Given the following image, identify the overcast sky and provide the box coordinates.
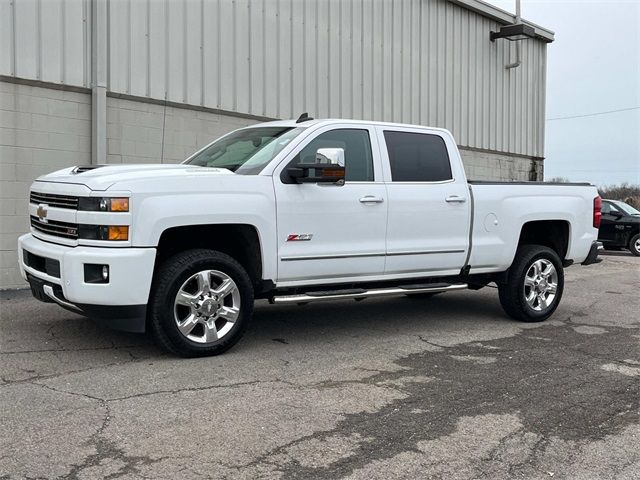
[489,0,639,186]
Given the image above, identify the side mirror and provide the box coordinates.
[610,210,623,218]
[286,147,345,184]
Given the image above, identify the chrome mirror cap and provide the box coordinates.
[316,148,345,167]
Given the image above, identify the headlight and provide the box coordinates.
[79,225,129,241]
[78,197,129,212]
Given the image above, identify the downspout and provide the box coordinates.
[91,0,108,164]
[506,0,521,69]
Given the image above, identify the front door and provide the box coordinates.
[273,125,387,286]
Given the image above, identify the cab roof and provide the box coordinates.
[244,118,452,135]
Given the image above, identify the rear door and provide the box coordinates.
[377,127,471,277]
[273,124,388,285]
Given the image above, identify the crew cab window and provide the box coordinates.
[293,129,374,182]
[384,131,453,182]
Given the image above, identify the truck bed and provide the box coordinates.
[467,181,599,274]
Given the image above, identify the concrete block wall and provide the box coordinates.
[0,81,91,288]
[460,148,543,182]
[106,97,259,165]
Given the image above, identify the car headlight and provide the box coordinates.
[78,197,129,212]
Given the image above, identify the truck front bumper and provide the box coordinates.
[581,241,603,266]
[18,233,156,333]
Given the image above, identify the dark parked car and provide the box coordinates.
[599,199,640,256]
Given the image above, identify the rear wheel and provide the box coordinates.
[498,245,564,322]
[149,249,254,357]
[629,234,640,257]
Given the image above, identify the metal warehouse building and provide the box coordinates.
[0,0,553,288]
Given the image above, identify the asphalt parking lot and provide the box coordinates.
[1,252,639,480]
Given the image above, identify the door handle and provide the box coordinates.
[359,195,384,204]
[445,195,467,203]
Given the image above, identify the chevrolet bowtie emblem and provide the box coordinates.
[36,204,48,222]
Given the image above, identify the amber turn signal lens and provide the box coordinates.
[107,226,129,241]
[110,198,129,212]
[321,168,344,178]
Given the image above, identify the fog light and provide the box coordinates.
[84,264,110,284]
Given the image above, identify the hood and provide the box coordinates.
[35,164,234,191]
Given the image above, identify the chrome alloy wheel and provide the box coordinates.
[635,237,640,253]
[524,259,558,311]
[173,270,240,344]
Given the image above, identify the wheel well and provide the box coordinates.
[156,224,263,291]
[517,220,570,260]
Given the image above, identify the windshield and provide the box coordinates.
[611,200,640,216]
[185,126,306,174]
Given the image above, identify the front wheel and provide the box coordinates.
[498,245,564,322]
[629,234,640,257]
[149,249,254,357]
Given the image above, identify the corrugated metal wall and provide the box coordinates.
[0,0,91,88]
[0,0,548,158]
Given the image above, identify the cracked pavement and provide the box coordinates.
[1,252,639,479]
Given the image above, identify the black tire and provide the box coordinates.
[629,234,640,257]
[149,249,254,357]
[498,244,564,322]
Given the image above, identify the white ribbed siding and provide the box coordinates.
[0,0,549,158]
[0,0,91,88]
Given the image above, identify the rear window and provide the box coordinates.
[384,131,452,182]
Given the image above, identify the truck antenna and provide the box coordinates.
[296,112,314,123]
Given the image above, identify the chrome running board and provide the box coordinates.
[272,283,468,304]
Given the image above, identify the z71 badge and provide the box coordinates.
[287,234,313,242]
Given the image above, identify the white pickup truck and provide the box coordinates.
[18,117,603,356]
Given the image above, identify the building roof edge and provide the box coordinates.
[448,0,555,42]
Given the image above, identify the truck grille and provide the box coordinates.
[30,216,79,239]
[30,191,79,210]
